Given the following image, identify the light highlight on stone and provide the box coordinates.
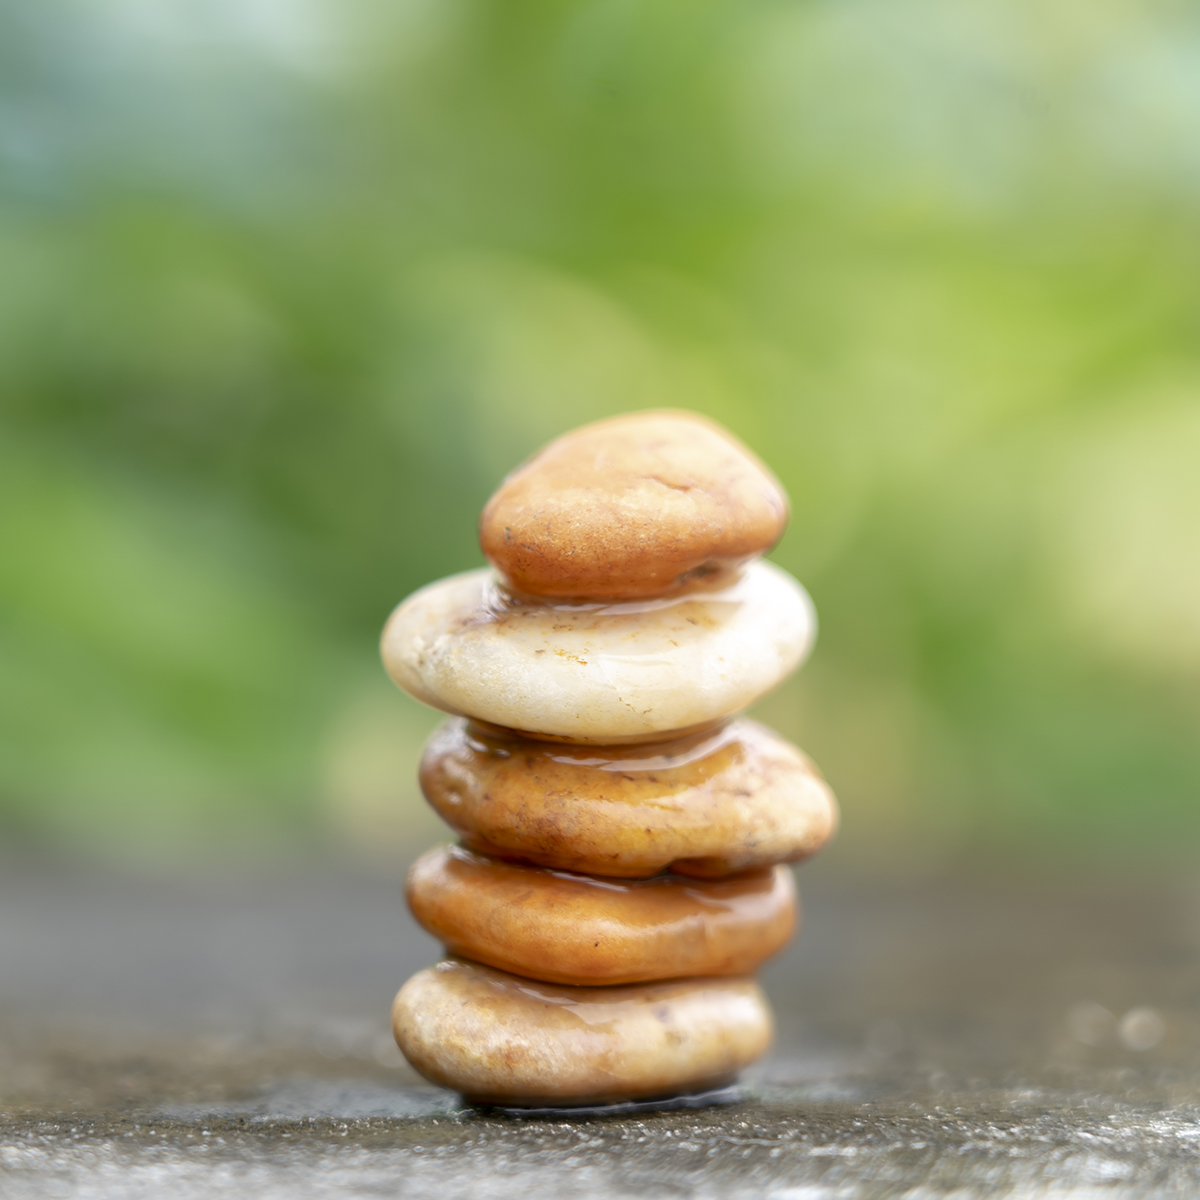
[381,560,815,743]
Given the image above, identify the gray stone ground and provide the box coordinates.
[2,852,1199,1198]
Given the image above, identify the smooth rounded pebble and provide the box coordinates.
[407,845,796,986]
[392,958,773,1107]
[479,410,789,599]
[421,717,838,878]
[380,559,815,742]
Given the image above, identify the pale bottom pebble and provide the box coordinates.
[392,957,773,1107]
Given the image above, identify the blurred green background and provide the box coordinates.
[2,0,1198,872]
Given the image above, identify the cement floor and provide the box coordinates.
[2,853,1199,1198]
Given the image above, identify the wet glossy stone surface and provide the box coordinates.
[406,846,796,984]
[4,854,1200,1197]
[421,717,837,879]
[380,562,815,742]
[393,959,771,1105]
[479,410,789,600]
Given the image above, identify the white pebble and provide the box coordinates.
[381,560,815,741]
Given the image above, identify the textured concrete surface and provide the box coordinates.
[2,853,1199,1197]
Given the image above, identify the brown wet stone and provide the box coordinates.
[391,958,773,1107]
[479,410,788,599]
[406,844,796,986]
[420,717,838,879]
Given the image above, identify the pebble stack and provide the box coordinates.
[381,410,838,1110]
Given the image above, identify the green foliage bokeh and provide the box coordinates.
[2,0,1199,867]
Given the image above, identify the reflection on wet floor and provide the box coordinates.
[2,853,1199,1197]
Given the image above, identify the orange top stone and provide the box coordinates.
[479,410,789,599]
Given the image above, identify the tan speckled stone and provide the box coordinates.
[420,717,838,878]
[392,958,773,1107]
[479,410,788,599]
[407,844,796,986]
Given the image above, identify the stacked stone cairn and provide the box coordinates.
[382,410,838,1110]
